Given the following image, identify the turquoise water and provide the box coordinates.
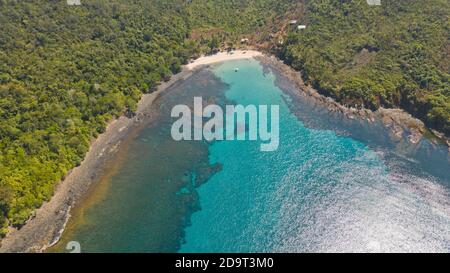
[56,59,450,253]
[180,60,450,252]
[180,60,374,252]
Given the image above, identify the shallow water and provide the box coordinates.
[54,59,450,253]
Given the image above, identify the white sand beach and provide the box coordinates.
[186,50,262,70]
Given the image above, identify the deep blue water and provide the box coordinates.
[56,59,450,253]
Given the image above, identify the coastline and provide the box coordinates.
[186,50,262,70]
[0,50,262,253]
[0,50,447,252]
[0,77,172,253]
[257,55,450,149]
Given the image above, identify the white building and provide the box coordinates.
[240,38,249,44]
[297,25,306,30]
[366,0,381,6]
[67,0,82,6]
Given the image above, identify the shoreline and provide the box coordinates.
[0,50,262,253]
[186,50,262,70]
[0,50,447,252]
[257,55,450,149]
[0,80,169,253]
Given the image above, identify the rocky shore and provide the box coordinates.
[257,55,449,150]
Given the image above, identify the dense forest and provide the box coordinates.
[280,0,449,135]
[0,0,448,237]
[0,0,195,236]
[0,0,291,237]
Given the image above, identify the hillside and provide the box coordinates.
[0,0,289,237]
[279,0,449,135]
[0,0,449,237]
[0,0,194,235]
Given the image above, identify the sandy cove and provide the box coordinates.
[0,50,262,253]
[0,50,447,252]
[186,50,262,70]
